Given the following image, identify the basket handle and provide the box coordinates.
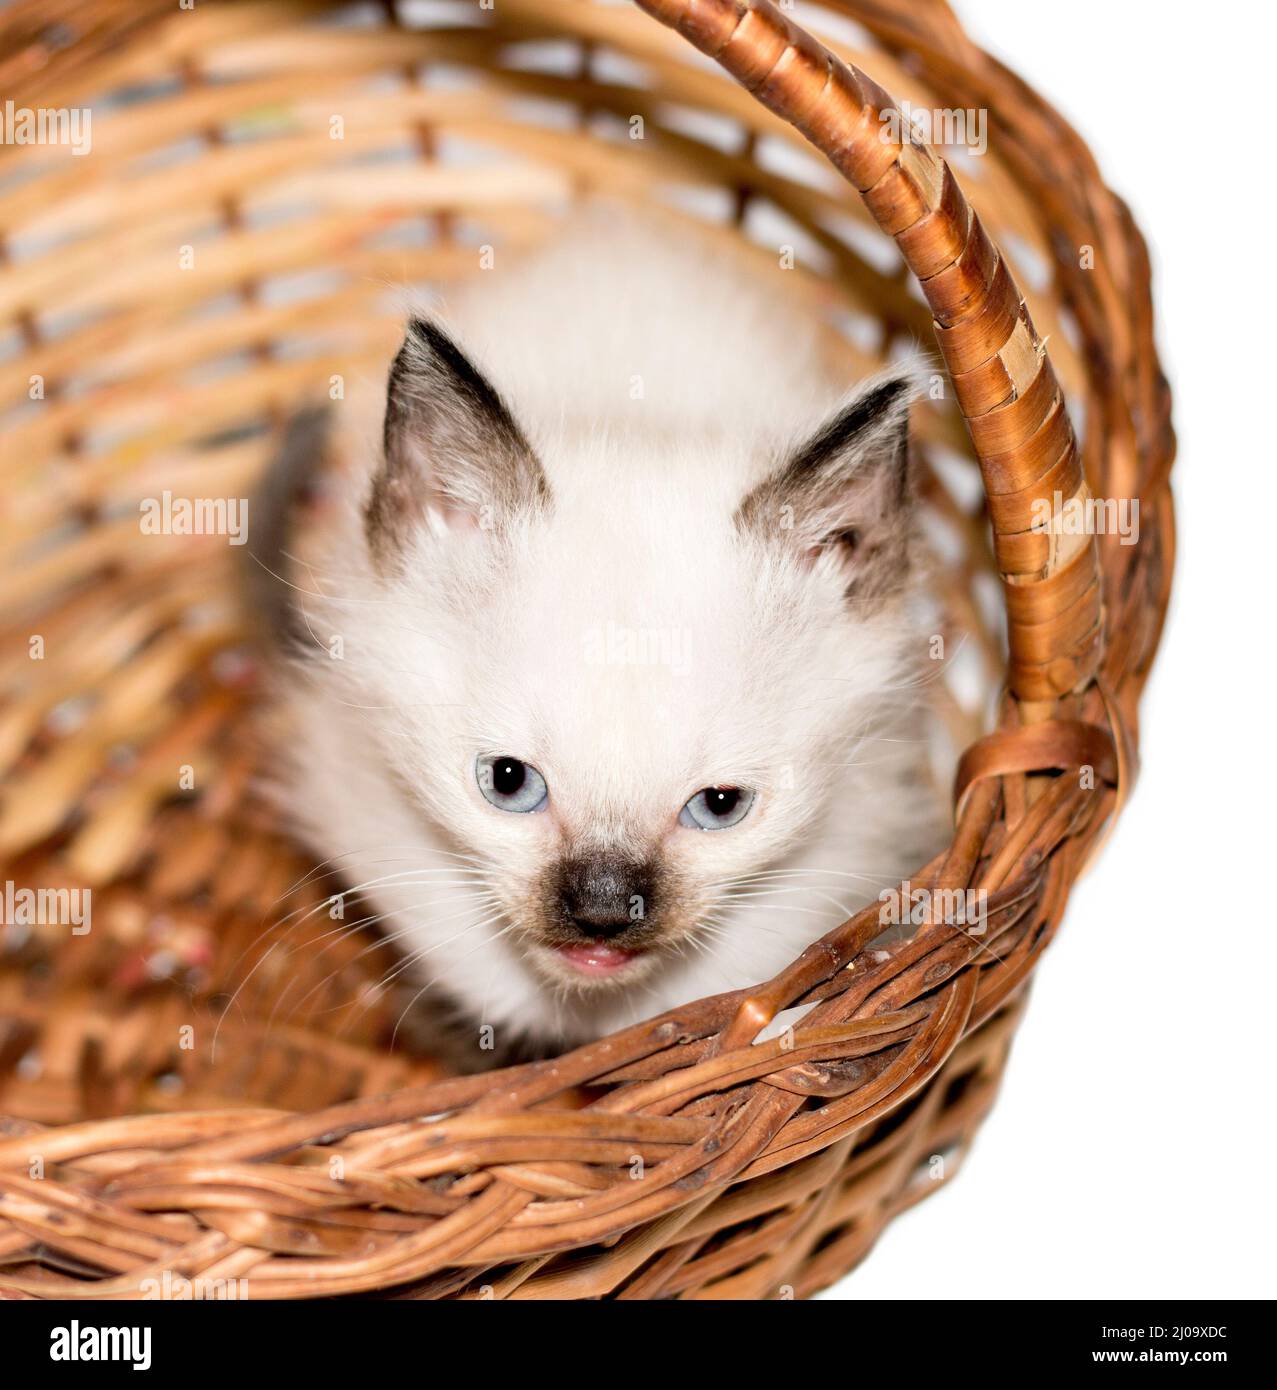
[635,0,1102,704]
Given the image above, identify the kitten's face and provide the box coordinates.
[349,321,919,1003]
[375,458,908,997]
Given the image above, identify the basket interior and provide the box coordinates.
[0,0,1060,1116]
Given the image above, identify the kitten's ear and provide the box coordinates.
[365,318,549,565]
[736,366,921,604]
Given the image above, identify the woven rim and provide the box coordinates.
[0,0,1174,1299]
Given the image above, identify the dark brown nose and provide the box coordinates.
[558,854,652,939]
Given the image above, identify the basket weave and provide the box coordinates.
[0,0,1173,1299]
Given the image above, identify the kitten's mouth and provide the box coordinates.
[553,940,645,978]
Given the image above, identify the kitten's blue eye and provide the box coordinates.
[679,786,754,830]
[476,755,548,813]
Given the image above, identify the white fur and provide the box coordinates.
[269,212,946,1048]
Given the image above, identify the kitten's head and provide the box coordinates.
[351,319,923,1008]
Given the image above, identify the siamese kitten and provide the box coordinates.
[252,212,945,1056]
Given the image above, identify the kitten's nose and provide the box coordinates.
[558,854,651,938]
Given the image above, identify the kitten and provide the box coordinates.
[251,211,946,1058]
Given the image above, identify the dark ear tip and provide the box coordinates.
[404,317,442,355]
[404,317,464,359]
[870,363,925,413]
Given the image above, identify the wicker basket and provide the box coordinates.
[0,0,1173,1299]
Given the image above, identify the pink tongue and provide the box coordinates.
[557,941,637,976]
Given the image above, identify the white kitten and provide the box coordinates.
[253,212,946,1055]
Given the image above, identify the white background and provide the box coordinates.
[826,1,1275,1300]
